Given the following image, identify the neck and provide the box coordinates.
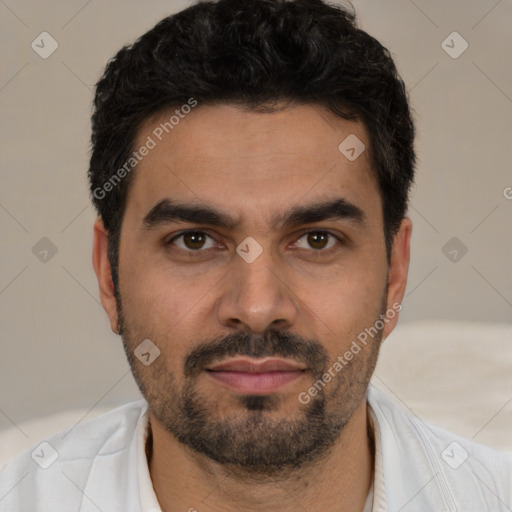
[148,399,374,512]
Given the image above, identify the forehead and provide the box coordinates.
[125,103,381,229]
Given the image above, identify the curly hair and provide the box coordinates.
[88,0,416,295]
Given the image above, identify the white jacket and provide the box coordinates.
[0,385,510,511]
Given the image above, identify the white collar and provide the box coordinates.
[136,405,163,512]
[367,401,388,511]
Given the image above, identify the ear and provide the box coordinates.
[382,217,412,340]
[92,217,120,334]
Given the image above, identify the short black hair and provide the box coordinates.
[88,0,416,295]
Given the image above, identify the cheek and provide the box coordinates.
[320,249,384,304]
[119,258,216,363]
[313,268,386,352]
[117,256,177,339]
[321,293,379,341]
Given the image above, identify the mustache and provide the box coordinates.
[184,328,329,378]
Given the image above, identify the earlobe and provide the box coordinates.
[92,217,120,334]
[382,217,412,340]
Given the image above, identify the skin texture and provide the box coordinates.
[92,103,411,512]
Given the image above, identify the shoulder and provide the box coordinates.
[0,400,147,511]
[368,385,512,510]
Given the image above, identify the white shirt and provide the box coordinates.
[1,385,511,511]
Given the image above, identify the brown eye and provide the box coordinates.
[169,231,216,251]
[295,231,338,251]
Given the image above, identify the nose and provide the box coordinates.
[216,245,299,334]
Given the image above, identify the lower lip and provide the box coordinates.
[206,370,304,393]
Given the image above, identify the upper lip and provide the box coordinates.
[206,357,306,373]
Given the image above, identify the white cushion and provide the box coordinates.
[372,320,512,455]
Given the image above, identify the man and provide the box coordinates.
[1,0,510,510]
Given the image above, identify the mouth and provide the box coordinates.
[205,357,307,394]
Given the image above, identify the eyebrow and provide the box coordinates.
[141,197,366,232]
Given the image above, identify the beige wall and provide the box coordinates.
[1,0,511,426]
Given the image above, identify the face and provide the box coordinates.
[93,103,410,474]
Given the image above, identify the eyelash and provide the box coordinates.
[166,229,345,254]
